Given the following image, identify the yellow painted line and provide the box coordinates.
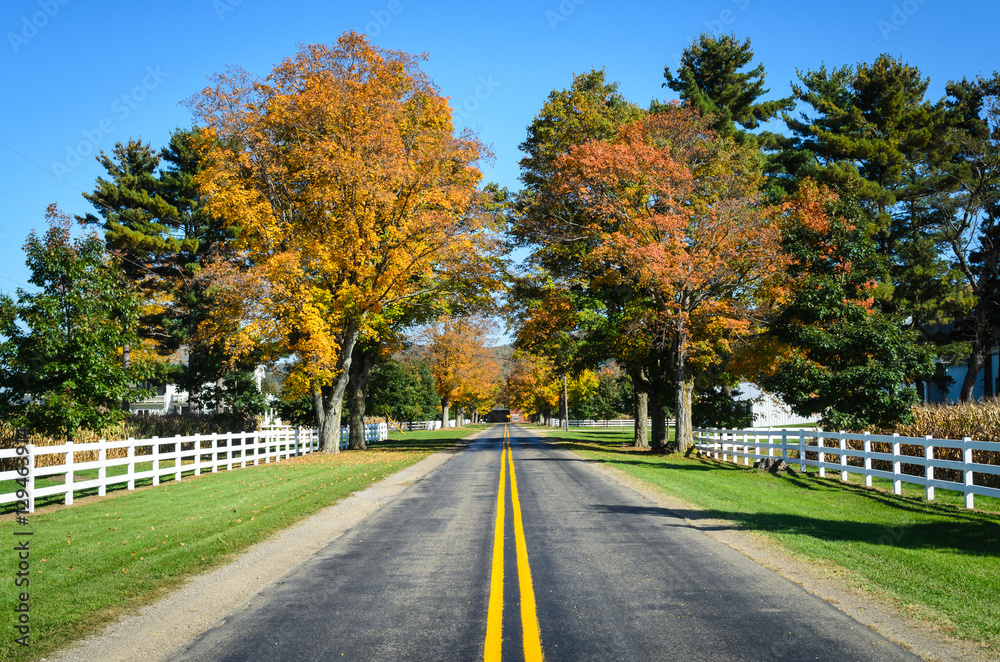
[507,432,544,662]
[484,432,507,662]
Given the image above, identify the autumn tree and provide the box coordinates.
[422,315,494,427]
[544,106,789,451]
[508,280,587,431]
[510,70,647,439]
[187,33,491,452]
[503,352,560,422]
[454,354,501,423]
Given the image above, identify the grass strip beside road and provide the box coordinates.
[1,425,484,662]
[538,426,1000,652]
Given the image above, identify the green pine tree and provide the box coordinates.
[79,129,262,418]
[660,33,793,144]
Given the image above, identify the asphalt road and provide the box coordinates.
[169,424,921,661]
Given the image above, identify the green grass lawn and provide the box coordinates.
[541,426,1000,652]
[0,425,485,662]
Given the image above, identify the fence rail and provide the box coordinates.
[2,423,388,513]
[388,420,456,432]
[547,419,676,428]
[694,427,1000,509]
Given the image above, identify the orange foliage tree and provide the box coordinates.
[423,315,497,427]
[546,105,790,450]
[186,33,491,452]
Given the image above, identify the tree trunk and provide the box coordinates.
[650,389,666,450]
[985,346,995,399]
[121,344,131,411]
[215,377,225,414]
[961,346,987,402]
[633,390,649,448]
[187,349,199,415]
[347,345,374,451]
[674,362,695,452]
[441,396,450,429]
[561,373,569,432]
[317,323,360,453]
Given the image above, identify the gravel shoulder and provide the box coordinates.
[51,425,991,662]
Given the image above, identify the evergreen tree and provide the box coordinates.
[79,129,262,417]
[778,55,970,350]
[934,75,1000,399]
[761,183,934,429]
[661,33,792,144]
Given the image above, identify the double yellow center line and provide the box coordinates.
[485,424,543,662]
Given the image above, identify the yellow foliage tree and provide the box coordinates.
[187,33,490,451]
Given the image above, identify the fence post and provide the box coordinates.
[238,432,247,468]
[892,433,902,495]
[194,434,203,476]
[152,436,160,486]
[743,432,750,466]
[25,443,35,513]
[781,430,788,462]
[225,431,234,470]
[127,438,136,490]
[65,441,74,505]
[818,433,825,478]
[963,437,974,509]
[925,436,934,501]
[98,441,107,496]
[839,432,848,482]
[798,430,806,472]
[174,434,183,482]
[863,432,872,487]
[211,433,219,473]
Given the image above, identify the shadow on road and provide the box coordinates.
[587,502,1000,557]
[537,434,1000,560]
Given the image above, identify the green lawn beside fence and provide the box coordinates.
[0,425,484,662]
[541,426,1000,652]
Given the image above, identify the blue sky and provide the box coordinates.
[0,0,997,298]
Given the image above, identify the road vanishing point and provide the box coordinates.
[169,424,921,661]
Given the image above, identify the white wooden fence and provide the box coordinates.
[694,427,1000,509]
[389,419,456,432]
[1,422,388,513]
[547,418,677,428]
